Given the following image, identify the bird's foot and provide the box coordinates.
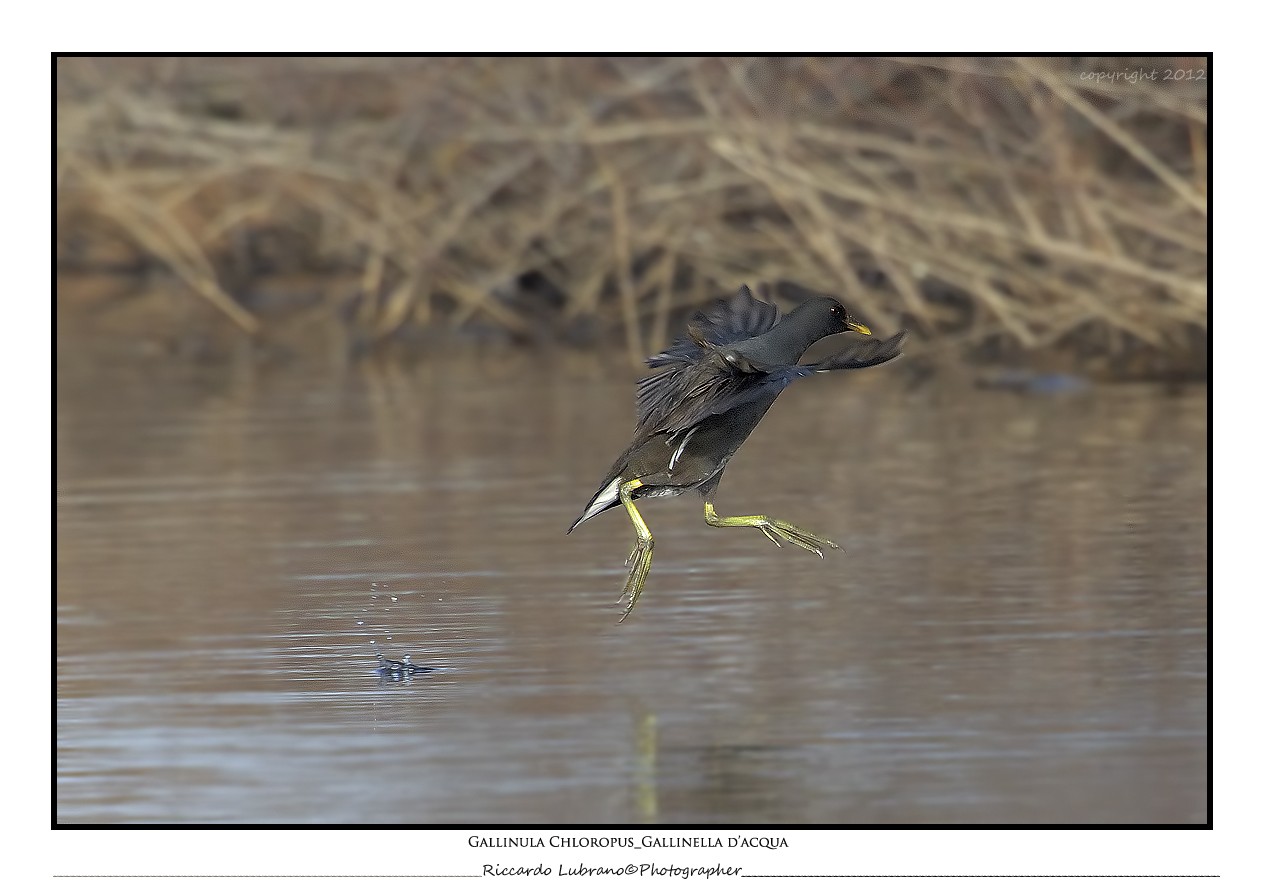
[753,518,841,557]
[704,502,842,557]
[617,536,655,622]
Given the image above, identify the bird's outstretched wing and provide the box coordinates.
[634,328,908,443]
[806,329,908,372]
[644,284,780,369]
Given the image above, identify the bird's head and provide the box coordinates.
[794,297,872,340]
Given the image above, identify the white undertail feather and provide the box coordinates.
[571,476,622,531]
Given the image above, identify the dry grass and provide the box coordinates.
[56,56,1207,374]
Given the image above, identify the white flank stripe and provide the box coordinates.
[668,426,698,471]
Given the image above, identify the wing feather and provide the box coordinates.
[644,285,780,369]
[806,329,907,371]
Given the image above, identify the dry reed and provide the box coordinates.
[55,56,1208,376]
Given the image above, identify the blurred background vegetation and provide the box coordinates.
[56,56,1207,378]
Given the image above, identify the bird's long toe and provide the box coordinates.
[617,537,655,622]
[765,519,840,557]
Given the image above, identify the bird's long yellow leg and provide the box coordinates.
[618,479,654,622]
[703,501,840,557]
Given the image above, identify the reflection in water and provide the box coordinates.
[56,347,1207,823]
[635,710,659,824]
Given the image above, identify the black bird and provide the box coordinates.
[569,284,907,621]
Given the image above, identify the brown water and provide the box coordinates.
[56,346,1207,824]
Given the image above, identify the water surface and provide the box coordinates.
[56,347,1207,823]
